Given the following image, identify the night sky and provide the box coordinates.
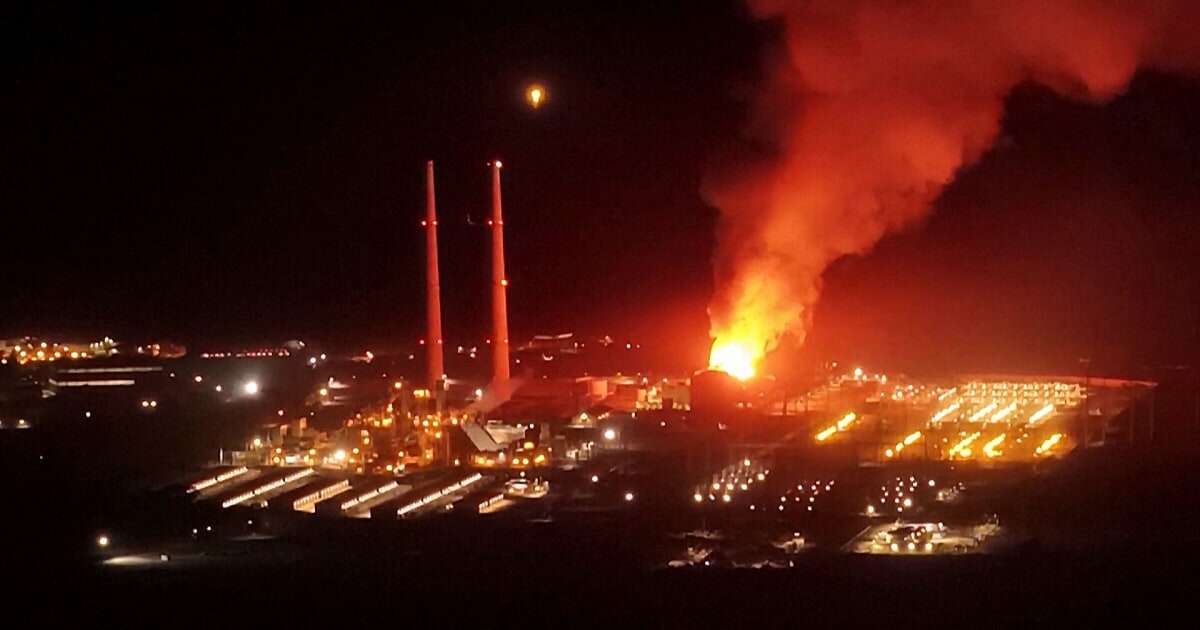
[8,2,1200,373]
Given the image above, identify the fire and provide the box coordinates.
[708,254,812,382]
[703,2,1198,380]
[708,339,757,381]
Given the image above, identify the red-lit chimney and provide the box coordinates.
[489,160,511,386]
[424,161,444,389]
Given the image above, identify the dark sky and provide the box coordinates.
[7,3,1199,374]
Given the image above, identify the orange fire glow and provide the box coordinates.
[708,266,802,379]
[708,338,757,381]
[704,2,1200,382]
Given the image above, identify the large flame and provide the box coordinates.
[705,1,1200,376]
[708,255,810,380]
[708,338,757,381]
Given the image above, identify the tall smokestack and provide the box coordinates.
[423,161,444,389]
[489,160,511,386]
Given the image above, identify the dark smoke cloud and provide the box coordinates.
[705,0,1200,361]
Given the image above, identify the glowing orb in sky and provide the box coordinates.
[525,84,546,109]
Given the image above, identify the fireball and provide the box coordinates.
[708,339,757,381]
[708,256,808,381]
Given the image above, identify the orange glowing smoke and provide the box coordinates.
[706,1,1200,374]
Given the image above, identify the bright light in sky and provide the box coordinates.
[525,83,546,109]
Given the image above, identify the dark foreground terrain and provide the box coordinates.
[6,409,1200,627]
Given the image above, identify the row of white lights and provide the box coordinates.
[341,481,400,511]
[398,474,483,517]
[477,493,506,512]
[222,469,314,508]
[293,479,351,512]
[188,467,249,493]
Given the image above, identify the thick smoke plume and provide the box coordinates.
[705,0,1200,377]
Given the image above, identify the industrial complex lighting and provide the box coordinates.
[397,474,483,517]
[990,402,1017,423]
[222,469,315,508]
[815,412,857,442]
[293,480,350,512]
[1036,433,1064,456]
[188,467,249,493]
[342,481,401,511]
[931,402,960,424]
[969,402,998,423]
[948,432,982,459]
[983,433,1007,458]
[1028,404,1055,425]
